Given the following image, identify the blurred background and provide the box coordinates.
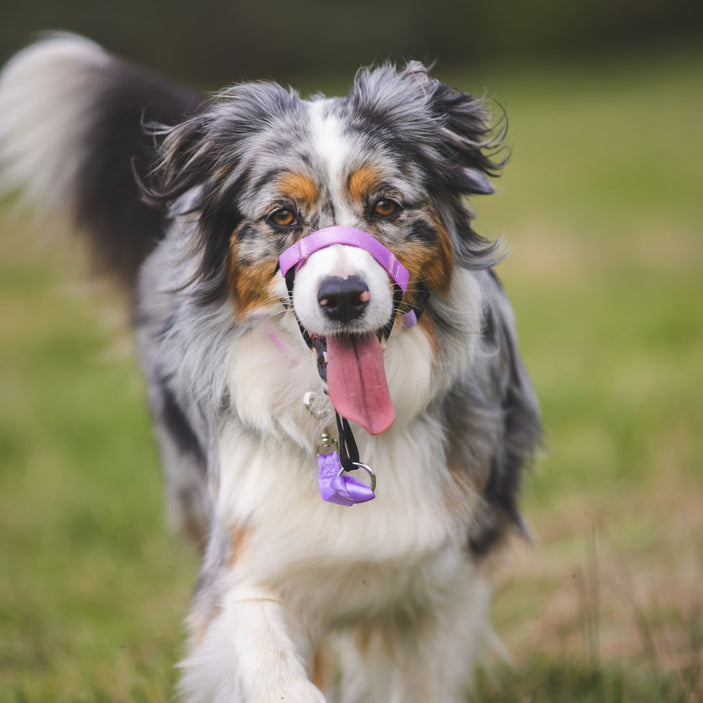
[1,1,702,701]
[1,0,702,86]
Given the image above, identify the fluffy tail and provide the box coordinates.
[0,33,204,289]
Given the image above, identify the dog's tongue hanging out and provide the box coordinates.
[325,333,395,435]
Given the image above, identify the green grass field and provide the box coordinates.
[1,51,702,701]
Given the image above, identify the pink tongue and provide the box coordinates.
[325,333,396,435]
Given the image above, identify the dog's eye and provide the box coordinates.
[372,198,401,219]
[267,208,298,228]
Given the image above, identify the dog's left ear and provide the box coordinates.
[402,61,506,196]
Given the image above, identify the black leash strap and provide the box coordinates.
[335,412,360,472]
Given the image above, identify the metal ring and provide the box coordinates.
[338,462,377,492]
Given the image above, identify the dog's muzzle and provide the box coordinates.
[279,225,418,332]
[279,226,419,436]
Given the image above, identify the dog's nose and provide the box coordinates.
[317,275,370,323]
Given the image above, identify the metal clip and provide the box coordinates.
[343,462,377,492]
[305,392,337,455]
[317,430,339,456]
[303,391,322,419]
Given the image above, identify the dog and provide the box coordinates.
[0,34,541,703]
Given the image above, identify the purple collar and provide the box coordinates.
[279,226,417,328]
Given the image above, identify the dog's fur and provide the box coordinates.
[0,34,541,703]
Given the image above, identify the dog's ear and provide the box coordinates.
[144,81,302,212]
[142,113,214,212]
[351,62,506,197]
[140,112,235,297]
[142,82,303,297]
[429,82,503,195]
[405,62,506,196]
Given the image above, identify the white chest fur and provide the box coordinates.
[215,418,469,605]
[214,294,479,622]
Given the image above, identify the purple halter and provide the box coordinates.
[279,226,418,328]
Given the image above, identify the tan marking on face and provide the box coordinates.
[426,214,454,294]
[347,165,383,205]
[228,236,279,318]
[277,172,319,209]
[395,213,453,302]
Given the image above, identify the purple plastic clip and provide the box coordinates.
[317,438,376,506]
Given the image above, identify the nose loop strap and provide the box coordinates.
[279,226,419,336]
[279,226,410,295]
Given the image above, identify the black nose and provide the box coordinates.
[317,275,370,323]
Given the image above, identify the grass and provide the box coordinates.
[0,230,196,700]
[468,50,703,701]
[1,50,702,701]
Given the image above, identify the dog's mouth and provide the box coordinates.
[279,226,415,436]
[311,331,395,435]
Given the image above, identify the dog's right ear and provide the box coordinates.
[142,81,304,295]
[141,113,214,212]
[144,81,303,215]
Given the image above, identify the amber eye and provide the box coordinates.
[372,198,401,218]
[268,208,298,228]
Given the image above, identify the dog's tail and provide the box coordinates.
[0,33,204,290]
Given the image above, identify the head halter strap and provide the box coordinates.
[279,226,426,335]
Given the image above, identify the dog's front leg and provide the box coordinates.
[180,586,326,703]
[335,568,492,703]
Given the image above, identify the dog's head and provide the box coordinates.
[147,62,505,434]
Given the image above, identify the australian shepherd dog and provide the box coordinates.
[0,34,541,703]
